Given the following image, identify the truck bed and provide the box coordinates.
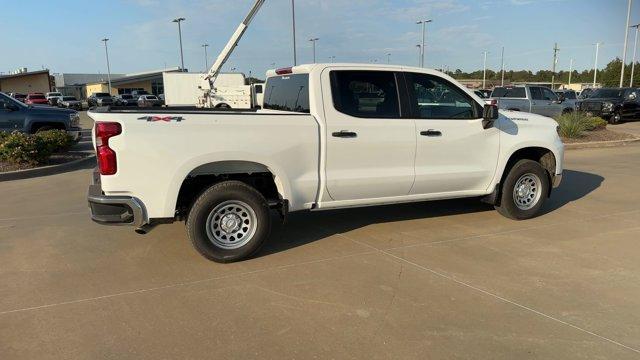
[91,106,260,114]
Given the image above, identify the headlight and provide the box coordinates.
[70,113,80,126]
[602,102,613,111]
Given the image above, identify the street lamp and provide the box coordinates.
[329,55,336,63]
[620,0,633,87]
[291,0,297,66]
[593,42,602,87]
[172,17,186,72]
[386,53,391,64]
[630,24,640,87]
[416,45,422,67]
[101,38,112,95]
[416,19,432,67]
[309,38,319,63]
[202,44,209,72]
[482,51,489,89]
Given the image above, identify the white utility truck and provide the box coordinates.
[87,63,564,262]
[163,72,255,108]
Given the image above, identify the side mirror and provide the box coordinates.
[628,92,637,101]
[482,104,499,129]
[557,94,565,102]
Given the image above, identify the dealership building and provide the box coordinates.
[0,69,54,94]
[84,67,182,97]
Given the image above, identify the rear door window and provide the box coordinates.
[541,88,558,101]
[329,70,400,118]
[263,74,310,113]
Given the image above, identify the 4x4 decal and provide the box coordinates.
[137,116,184,122]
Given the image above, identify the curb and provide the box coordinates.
[0,153,96,182]
[564,137,640,150]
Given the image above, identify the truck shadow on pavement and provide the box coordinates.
[258,169,603,258]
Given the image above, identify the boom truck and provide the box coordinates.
[87,0,564,263]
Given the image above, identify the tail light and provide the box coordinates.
[95,122,121,175]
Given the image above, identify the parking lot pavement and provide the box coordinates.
[1,145,640,359]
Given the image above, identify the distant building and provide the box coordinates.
[54,73,125,99]
[85,67,183,97]
[456,79,509,90]
[0,69,53,94]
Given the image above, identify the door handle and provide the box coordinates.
[332,130,357,138]
[420,129,442,137]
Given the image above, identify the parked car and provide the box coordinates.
[114,94,138,107]
[131,90,151,100]
[45,92,64,106]
[25,93,49,105]
[58,96,82,110]
[87,92,114,107]
[491,85,573,117]
[137,94,161,107]
[158,93,165,106]
[474,90,487,98]
[554,89,578,111]
[0,92,81,140]
[9,93,27,102]
[87,64,564,263]
[578,87,640,124]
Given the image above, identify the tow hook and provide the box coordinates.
[135,222,157,235]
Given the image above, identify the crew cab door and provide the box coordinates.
[404,72,499,195]
[322,69,416,201]
[0,95,24,132]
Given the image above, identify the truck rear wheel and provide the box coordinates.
[186,181,271,262]
[495,159,549,220]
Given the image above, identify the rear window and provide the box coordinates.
[591,88,625,98]
[491,87,526,98]
[63,96,76,100]
[146,95,157,100]
[95,93,111,97]
[29,95,46,99]
[263,74,310,113]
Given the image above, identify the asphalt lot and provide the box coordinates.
[1,117,640,358]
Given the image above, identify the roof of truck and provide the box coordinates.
[265,63,446,78]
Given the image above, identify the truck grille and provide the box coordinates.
[581,102,602,111]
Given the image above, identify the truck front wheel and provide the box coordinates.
[186,181,271,262]
[495,159,549,220]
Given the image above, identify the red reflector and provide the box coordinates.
[275,67,292,75]
[95,122,121,175]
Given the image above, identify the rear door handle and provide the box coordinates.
[332,130,357,138]
[420,129,442,137]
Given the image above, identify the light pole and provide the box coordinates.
[387,53,391,64]
[309,38,319,63]
[568,58,574,87]
[172,17,186,72]
[291,0,297,66]
[416,19,432,67]
[500,46,505,86]
[416,45,421,67]
[202,44,209,72]
[551,43,559,89]
[630,24,640,86]
[621,0,633,87]
[593,42,602,87]
[329,55,335,63]
[482,51,489,89]
[101,38,112,95]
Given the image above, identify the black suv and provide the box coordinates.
[87,92,114,107]
[578,88,640,124]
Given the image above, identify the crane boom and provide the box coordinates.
[199,0,266,107]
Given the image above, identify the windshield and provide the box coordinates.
[49,93,62,96]
[591,88,625,98]
[146,96,157,100]
[121,95,133,99]
[29,95,46,99]
[62,96,76,101]
[95,93,111,97]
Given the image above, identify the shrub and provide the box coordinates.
[34,129,74,153]
[585,117,607,131]
[0,131,52,165]
[555,112,591,138]
[0,131,8,143]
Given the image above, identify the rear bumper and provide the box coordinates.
[87,171,148,227]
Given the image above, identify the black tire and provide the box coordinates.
[186,180,271,263]
[608,112,621,125]
[216,103,230,109]
[495,159,549,220]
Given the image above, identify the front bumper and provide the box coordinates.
[87,171,148,227]
[553,172,563,188]
[67,127,82,142]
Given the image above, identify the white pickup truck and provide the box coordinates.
[88,64,564,262]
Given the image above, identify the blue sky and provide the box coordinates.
[0,0,636,78]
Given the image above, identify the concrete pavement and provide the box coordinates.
[1,144,640,359]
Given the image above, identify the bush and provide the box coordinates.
[34,129,74,153]
[0,131,52,165]
[555,112,591,138]
[585,117,608,131]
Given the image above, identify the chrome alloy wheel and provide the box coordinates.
[205,200,257,249]
[512,173,543,211]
